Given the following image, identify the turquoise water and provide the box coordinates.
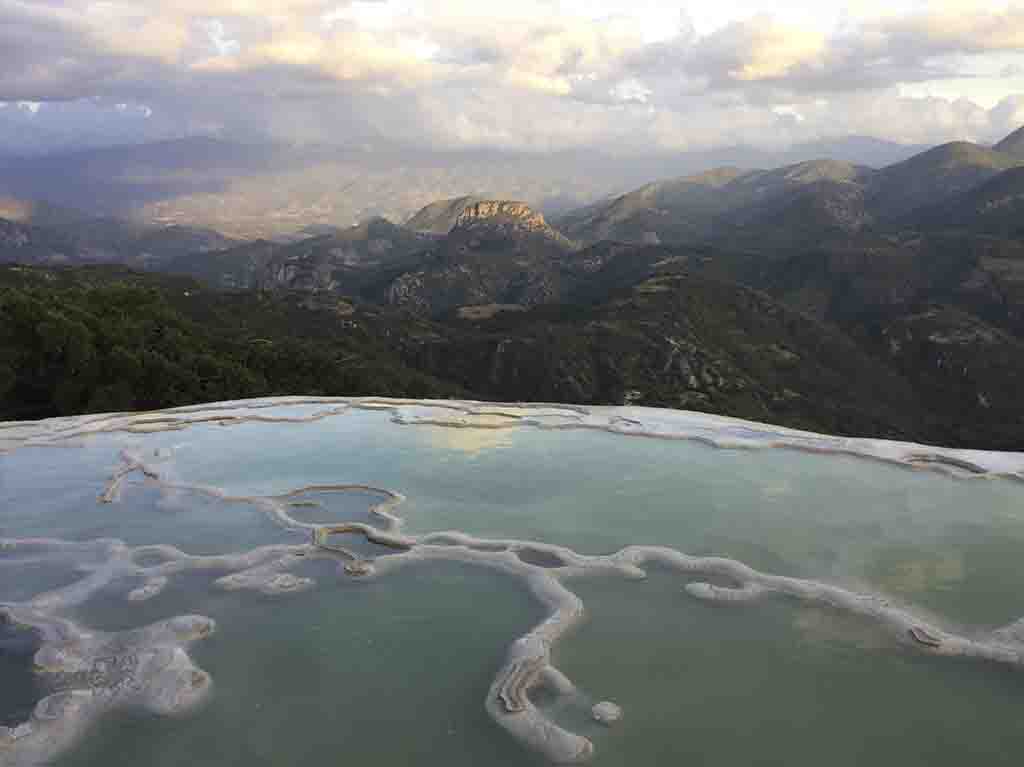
[3,404,1024,766]
[557,574,1024,767]
[0,444,121,540]
[123,410,1024,625]
[58,562,548,767]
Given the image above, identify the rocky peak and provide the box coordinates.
[454,201,550,233]
[406,196,484,235]
[451,200,575,249]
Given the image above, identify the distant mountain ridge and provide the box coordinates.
[405,196,485,235]
[911,167,1024,237]
[555,129,1024,247]
[3,125,1022,277]
[995,126,1024,158]
[164,216,435,292]
[555,158,876,247]
[0,134,926,239]
[0,199,234,269]
[867,141,1022,222]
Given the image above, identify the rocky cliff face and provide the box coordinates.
[259,254,338,293]
[453,201,574,248]
[381,202,586,316]
[455,201,548,231]
[218,219,433,294]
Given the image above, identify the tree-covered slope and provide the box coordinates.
[0,266,461,420]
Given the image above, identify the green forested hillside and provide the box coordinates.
[0,266,460,420]
[5,261,1024,449]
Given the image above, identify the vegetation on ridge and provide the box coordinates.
[0,267,460,420]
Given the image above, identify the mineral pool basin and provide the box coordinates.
[56,561,552,767]
[1,401,1023,767]
[77,406,1024,627]
[550,572,1024,767]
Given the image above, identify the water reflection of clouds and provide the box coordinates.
[761,480,794,498]
[419,418,520,455]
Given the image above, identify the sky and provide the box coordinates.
[1,0,1023,155]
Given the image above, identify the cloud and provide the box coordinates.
[694,16,827,82]
[991,94,1024,132]
[0,0,1022,155]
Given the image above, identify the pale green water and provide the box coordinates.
[119,410,1024,625]
[59,562,549,767]
[3,405,1024,766]
[557,575,1024,766]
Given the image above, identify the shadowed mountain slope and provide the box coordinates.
[405,196,486,234]
[868,141,1023,222]
[995,126,1024,158]
[911,167,1024,237]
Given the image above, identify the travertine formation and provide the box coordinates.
[1,585,214,764]
[6,397,1023,477]
[591,701,622,725]
[2,398,1024,766]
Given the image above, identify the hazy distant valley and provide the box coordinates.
[3,127,1024,448]
[0,136,927,239]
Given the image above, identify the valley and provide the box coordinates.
[3,127,1024,448]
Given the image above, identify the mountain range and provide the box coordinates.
[3,127,1024,447]
[557,138,1024,249]
[0,135,928,239]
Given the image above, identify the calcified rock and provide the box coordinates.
[0,608,214,766]
[7,397,1024,480]
[127,576,168,602]
[591,702,623,726]
[685,581,766,603]
[908,626,944,648]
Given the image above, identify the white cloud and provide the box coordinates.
[0,0,1021,154]
[201,19,242,57]
[609,78,653,104]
